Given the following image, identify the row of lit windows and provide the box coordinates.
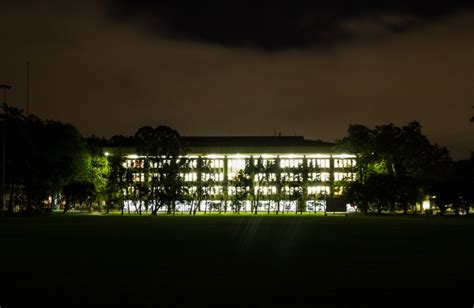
[280,172,300,182]
[227,186,278,195]
[125,184,333,196]
[280,159,303,168]
[202,173,225,182]
[209,160,224,169]
[310,173,330,181]
[228,159,246,172]
[125,160,143,169]
[125,159,177,169]
[182,186,225,195]
[183,173,197,182]
[254,173,277,181]
[334,172,355,181]
[228,186,332,196]
[125,158,356,170]
[279,172,331,182]
[228,158,332,170]
[308,159,330,168]
[184,159,225,169]
[182,173,226,182]
[132,172,355,183]
[334,159,356,168]
[307,186,331,195]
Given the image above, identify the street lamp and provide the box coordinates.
[0,84,12,216]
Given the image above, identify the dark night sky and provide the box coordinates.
[1,1,473,159]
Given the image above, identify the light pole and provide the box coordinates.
[0,84,12,216]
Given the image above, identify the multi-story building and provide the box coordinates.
[107,136,357,213]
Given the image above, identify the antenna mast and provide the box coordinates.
[26,59,30,115]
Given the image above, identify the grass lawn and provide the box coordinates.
[0,214,473,307]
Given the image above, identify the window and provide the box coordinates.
[255,186,277,195]
[320,172,330,182]
[280,159,303,168]
[202,173,224,182]
[184,173,197,182]
[209,186,223,195]
[210,159,223,169]
[317,159,330,168]
[334,172,354,181]
[334,159,356,168]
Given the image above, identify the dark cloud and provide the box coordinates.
[109,0,474,50]
[1,1,473,160]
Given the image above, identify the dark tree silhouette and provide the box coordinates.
[339,122,451,214]
[135,125,188,215]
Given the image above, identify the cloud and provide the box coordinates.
[1,1,473,159]
[108,0,474,50]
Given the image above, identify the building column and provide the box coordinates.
[223,155,228,213]
[302,155,308,213]
[329,155,335,197]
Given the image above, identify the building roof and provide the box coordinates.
[179,136,335,155]
[181,136,334,148]
[104,136,338,156]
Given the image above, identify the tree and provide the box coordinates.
[24,120,89,213]
[22,119,89,213]
[340,122,451,214]
[0,103,27,215]
[267,159,288,215]
[0,104,114,215]
[63,181,96,213]
[345,181,368,214]
[365,174,397,214]
[84,136,110,210]
[86,155,110,210]
[105,154,130,214]
[453,157,474,215]
[290,161,311,214]
[338,124,376,183]
[127,180,149,215]
[429,157,474,215]
[393,175,420,214]
[240,156,271,215]
[187,157,214,215]
[231,170,252,214]
[135,125,188,215]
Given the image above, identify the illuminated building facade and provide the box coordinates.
[109,136,357,213]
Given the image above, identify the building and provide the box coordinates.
[107,136,357,213]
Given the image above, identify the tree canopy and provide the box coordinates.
[338,122,459,214]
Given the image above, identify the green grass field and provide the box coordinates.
[1,214,473,307]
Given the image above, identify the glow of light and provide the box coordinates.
[204,154,225,159]
[332,154,357,159]
[422,200,430,210]
[127,154,139,159]
[280,154,304,159]
[306,154,331,158]
[228,154,247,159]
[104,152,110,157]
[259,154,278,159]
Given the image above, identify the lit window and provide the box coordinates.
[334,173,354,181]
[316,159,330,168]
[229,159,246,172]
[320,172,330,182]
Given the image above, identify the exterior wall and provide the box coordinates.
[121,151,356,213]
